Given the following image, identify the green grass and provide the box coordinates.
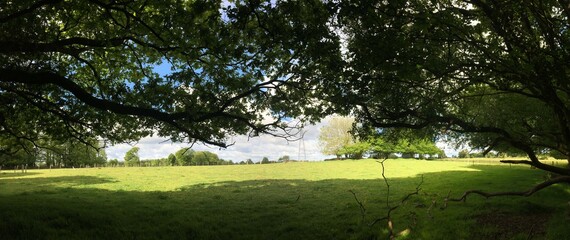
[0,159,568,239]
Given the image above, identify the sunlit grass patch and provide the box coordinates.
[0,159,568,239]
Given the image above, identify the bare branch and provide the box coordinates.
[368,159,423,239]
[348,190,366,221]
[448,176,570,202]
[378,159,391,207]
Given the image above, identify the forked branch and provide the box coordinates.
[349,190,366,221]
[367,159,424,239]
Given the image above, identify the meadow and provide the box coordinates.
[0,159,569,239]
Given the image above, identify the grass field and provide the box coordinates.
[0,159,569,239]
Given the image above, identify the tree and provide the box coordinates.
[406,138,443,159]
[124,147,140,167]
[204,151,220,165]
[278,155,290,162]
[261,157,270,164]
[167,154,177,166]
[108,159,119,167]
[0,141,36,169]
[192,151,219,165]
[312,0,570,196]
[318,116,356,158]
[339,141,371,159]
[94,147,107,167]
[0,0,340,150]
[458,150,470,159]
[175,148,194,166]
[368,137,398,159]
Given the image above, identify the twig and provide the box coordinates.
[378,159,390,207]
[427,199,436,219]
[369,158,424,239]
[527,223,536,240]
[349,190,366,221]
[441,191,452,210]
[401,175,423,203]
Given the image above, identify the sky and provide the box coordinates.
[106,117,332,162]
[107,49,333,163]
[105,115,460,162]
[104,7,463,162]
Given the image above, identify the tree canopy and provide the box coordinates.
[318,116,355,158]
[313,0,570,176]
[3,0,570,179]
[123,146,140,167]
[0,0,340,151]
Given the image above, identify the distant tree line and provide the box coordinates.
[116,147,236,167]
[0,137,107,169]
[319,116,444,160]
[457,149,566,160]
[1,139,297,169]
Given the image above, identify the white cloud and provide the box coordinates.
[105,115,460,161]
[106,117,332,162]
[436,141,459,157]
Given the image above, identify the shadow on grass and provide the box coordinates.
[0,175,117,190]
[0,166,568,240]
[0,172,40,178]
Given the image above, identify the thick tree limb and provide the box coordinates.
[509,141,570,175]
[500,160,533,165]
[0,69,234,146]
[447,176,570,203]
[0,69,176,122]
[0,68,300,147]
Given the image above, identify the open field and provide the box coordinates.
[0,159,569,239]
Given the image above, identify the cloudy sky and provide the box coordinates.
[105,115,459,162]
[106,117,333,162]
[104,34,462,162]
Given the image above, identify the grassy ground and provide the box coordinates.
[0,159,568,239]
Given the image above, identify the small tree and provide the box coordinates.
[175,148,194,166]
[193,151,208,165]
[107,159,119,167]
[124,147,140,167]
[278,155,290,162]
[167,153,177,166]
[458,150,470,159]
[261,157,270,164]
[339,142,371,159]
[204,151,219,165]
[318,116,356,158]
